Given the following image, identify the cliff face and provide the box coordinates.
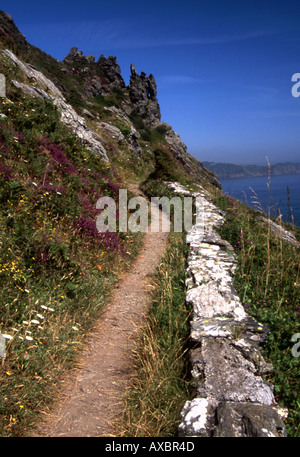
[0,10,220,190]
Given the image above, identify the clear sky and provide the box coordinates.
[1,0,300,165]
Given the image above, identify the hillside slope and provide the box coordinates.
[0,10,220,436]
[0,11,220,191]
[1,11,298,439]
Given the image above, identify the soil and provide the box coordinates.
[29,185,169,437]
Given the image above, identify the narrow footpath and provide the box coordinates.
[30,188,169,437]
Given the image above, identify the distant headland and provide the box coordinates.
[203,161,300,180]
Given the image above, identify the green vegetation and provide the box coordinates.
[213,192,300,436]
[1,12,297,438]
[119,230,191,437]
[0,92,143,436]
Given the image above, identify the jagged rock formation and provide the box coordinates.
[167,182,288,437]
[63,46,95,64]
[128,64,161,127]
[63,47,125,97]
[97,55,125,92]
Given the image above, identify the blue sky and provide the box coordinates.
[1,0,300,165]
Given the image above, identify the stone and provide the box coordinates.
[0,334,6,357]
[3,49,64,99]
[84,75,103,97]
[186,282,246,320]
[103,106,143,157]
[63,49,124,96]
[128,64,161,127]
[172,183,287,437]
[258,216,300,247]
[214,402,287,437]
[63,47,85,63]
[191,338,275,405]
[82,108,94,119]
[97,122,125,144]
[4,50,109,162]
[63,47,95,64]
[178,398,217,437]
[97,55,125,91]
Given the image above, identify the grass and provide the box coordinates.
[213,191,300,436]
[118,229,191,437]
[0,90,144,436]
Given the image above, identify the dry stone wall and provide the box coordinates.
[167,182,288,437]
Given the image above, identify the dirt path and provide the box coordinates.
[30,187,169,437]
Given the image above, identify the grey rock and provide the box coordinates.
[63,47,95,64]
[128,64,161,127]
[178,398,217,437]
[187,282,246,320]
[63,47,83,63]
[214,402,287,437]
[82,108,94,119]
[103,106,142,157]
[5,50,109,162]
[258,216,299,247]
[97,122,125,143]
[63,49,124,96]
[84,75,103,98]
[173,182,287,437]
[0,334,6,357]
[97,55,125,91]
[3,49,64,99]
[192,338,275,405]
[164,132,221,188]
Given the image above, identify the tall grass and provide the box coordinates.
[118,232,191,437]
[214,190,300,436]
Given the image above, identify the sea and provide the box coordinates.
[219,174,300,228]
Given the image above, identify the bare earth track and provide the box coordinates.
[30,189,169,437]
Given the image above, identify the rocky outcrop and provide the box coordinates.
[0,11,28,50]
[258,216,300,247]
[128,64,161,127]
[167,182,288,437]
[63,48,125,96]
[3,49,109,162]
[63,47,95,64]
[102,106,143,157]
[96,55,125,92]
[164,128,221,188]
[3,49,64,99]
